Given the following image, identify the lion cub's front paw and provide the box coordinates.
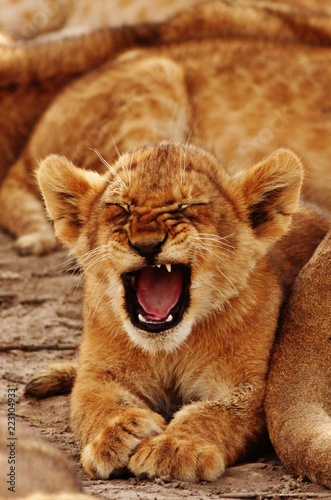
[81,408,166,479]
[129,433,225,482]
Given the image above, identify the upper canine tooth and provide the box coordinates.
[165,264,172,273]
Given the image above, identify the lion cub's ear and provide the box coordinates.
[37,154,104,248]
[240,149,303,242]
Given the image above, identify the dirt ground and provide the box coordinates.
[0,228,330,500]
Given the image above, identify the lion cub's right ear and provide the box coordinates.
[37,155,105,248]
[239,148,304,243]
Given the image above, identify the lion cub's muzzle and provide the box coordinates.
[122,264,191,333]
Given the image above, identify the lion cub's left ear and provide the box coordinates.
[37,154,104,248]
[240,149,304,242]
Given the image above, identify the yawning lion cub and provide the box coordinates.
[36,144,328,481]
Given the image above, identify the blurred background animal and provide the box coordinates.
[0,416,89,499]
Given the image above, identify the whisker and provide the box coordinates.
[122,147,137,186]
[192,237,234,252]
[196,239,234,250]
[89,275,110,315]
[104,180,125,197]
[193,238,238,294]
[179,138,192,187]
[196,232,235,248]
[92,148,127,187]
[76,247,119,318]
[78,245,114,274]
[47,256,78,276]
[194,244,230,262]
[215,268,238,295]
[110,133,122,160]
[193,257,238,296]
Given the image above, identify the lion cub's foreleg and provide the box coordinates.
[71,371,264,481]
[129,384,265,481]
[70,377,166,479]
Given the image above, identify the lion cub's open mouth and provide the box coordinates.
[122,264,191,333]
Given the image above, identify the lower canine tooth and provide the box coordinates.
[138,313,147,323]
[166,314,173,322]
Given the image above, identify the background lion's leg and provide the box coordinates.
[0,157,57,255]
[266,229,331,488]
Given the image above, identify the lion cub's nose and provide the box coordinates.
[129,238,165,259]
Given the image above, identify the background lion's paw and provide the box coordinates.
[15,232,58,256]
[129,433,225,482]
[81,408,166,478]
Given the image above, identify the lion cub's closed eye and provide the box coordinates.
[36,143,304,481]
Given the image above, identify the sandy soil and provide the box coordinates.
[1,229,330,499]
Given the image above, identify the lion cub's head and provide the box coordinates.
[38,143,302,353]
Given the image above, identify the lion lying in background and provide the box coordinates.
[0,0,201,40]
[1,0,331,189]
[266,229,331,488]
[0,417,88,500]
[1,0,330,41]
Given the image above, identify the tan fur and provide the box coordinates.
[0,417,88,499]
[265,229,331,488]
[2,1,331,254]
[2,0,331,185]
[17,495,88,500]
[0,0,201,40]
[2,0,331,486]
[25,361,77,397]
[33,144,330,482]
[1,0,331,41]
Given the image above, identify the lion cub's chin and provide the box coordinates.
[123,317,195,354]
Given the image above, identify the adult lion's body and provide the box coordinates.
[1,0,330,41]
[0,0,201,40]
[265,229,331,487]
[2,0,331,244]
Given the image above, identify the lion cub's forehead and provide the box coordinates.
[106,144,225,205]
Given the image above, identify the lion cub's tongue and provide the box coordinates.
[137,266,183,320]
